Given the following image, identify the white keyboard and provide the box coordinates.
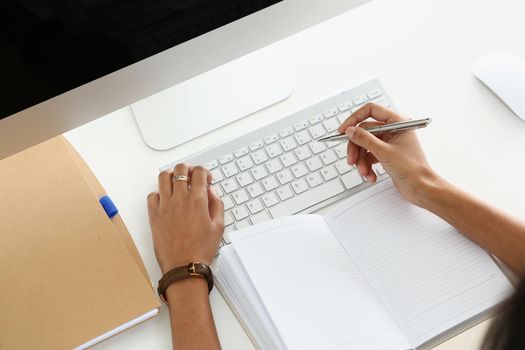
[162,78,393,247]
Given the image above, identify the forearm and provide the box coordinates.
[419,175,525,277]
[166,277,221,350]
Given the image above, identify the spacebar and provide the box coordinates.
[269,180,345,218]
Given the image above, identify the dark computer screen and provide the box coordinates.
[0,0,281,119]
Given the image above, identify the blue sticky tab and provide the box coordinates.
[99,195,118,219]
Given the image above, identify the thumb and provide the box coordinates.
[346,127,390,159]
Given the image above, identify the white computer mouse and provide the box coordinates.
[472,50,525,121]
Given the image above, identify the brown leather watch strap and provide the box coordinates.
[157,262,214,303]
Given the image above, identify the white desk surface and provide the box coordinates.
[64,0,525,348]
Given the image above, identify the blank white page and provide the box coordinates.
[229,215,411,350]
[325,180,513,347]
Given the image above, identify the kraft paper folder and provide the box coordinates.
[0,136,160,349]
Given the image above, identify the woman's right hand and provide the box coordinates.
[338,103,439,207]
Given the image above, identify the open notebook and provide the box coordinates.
[216,180,513,350]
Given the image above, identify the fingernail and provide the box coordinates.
[346,127,356,139]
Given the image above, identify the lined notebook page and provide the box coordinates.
[325,180,513,347]
[229,215,410,350]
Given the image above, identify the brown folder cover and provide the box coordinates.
[0,137,160,349]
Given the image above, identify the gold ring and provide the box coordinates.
[171,174,189,184]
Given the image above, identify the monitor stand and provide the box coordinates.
[131,47,294,151]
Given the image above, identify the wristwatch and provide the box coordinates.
[157,262,214,303]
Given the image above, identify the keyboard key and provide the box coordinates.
[294,130,311,145]
[368,89,382,99]
[265,159,283,174]
[234,146,249,158]
[222,195,234,210]
[291,179,309,194]
[262,176,279,191]
[203,160,219,170]
[221,178,239,194]
[320,149,338,165]
[232,206,250,221]
[213,185,224,197]
[251,149,268,165]
[280,137,297,152]
[280,152,298,167]
[261,192,279,207]
[294,146,312,161]
[323,108,338,118]
[232,189,250,205]
[338,101,353,112]
[222,163,239,177]
[264,133,279,144]
[249,140,264,151]
[323,118,340,133]
[276,185,294,201]
[219,153,234,164]
[334,143,347,158]
[320,165,338,181]
[246,199,264,214]
[246,182,264,198]
[250,211,271,224]
[270,180,344,218]
[223,226,234,243]
[341,171,363,189]
[306,156,323,171]
[265,143,283,158]
[326,140,341,148]
[309,142,327,155]
[373,163,386,175]
[309,124,326,139]
[210,168,224,184]
[374,98,390,108]
[276,169,294,185]
[224,211,234,226]
[335,159,353,174]
[290,163,308,178]
[309,114,324,124]
[236,172,254,187]
[236,219,251,230]
[353,95,367,106]
[236,156,254,171]
[250,166,268,180]
[294,120,309,131]
[279,127,294,138]
[305,172,323,188]
[338,110,352,123]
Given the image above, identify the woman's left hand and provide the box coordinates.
[147,163,224,274]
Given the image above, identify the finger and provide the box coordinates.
[190,165,209,192]
[172,163,190,197]
[356,121,383,129]
[365,168,378,183]
[208,186,225,235]
[346,139,359,165]
[345,126,391,160]
[365,152,379,165]
[356,148,378,183]
[338,103,404,133]
[356,147,370,177]
[158,171,172,200]
[147,192,160,219]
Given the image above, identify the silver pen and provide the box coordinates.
[317,117,432,143]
